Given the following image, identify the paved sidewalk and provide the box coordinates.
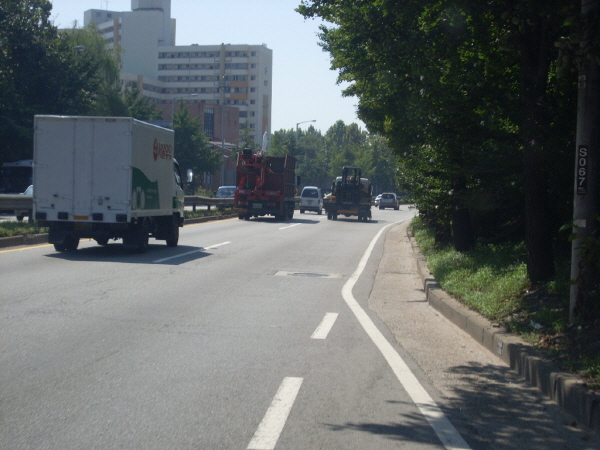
[371,220,600,437]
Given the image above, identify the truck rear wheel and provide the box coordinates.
[166,216,179,247]
[54,236,80,252]
[123,220,149,253]
[95,237,109,246]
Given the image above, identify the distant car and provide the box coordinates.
[15,185,33,221]
[374,194,382,207]
[215,186,236,198]
[299,186,323,214]
[379,192,399,210]
[214,185,235,209]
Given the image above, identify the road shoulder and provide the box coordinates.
[369,220,600,443]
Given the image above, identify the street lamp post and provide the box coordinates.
[218,75,230,185]
[296,120,316,144]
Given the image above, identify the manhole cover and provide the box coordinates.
[274,271,343,279]
[290,272,328,278]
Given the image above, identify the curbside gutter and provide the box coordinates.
[0,213,238,249]
[407,226,600,434]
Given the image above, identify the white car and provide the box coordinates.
[299,186,323,214]
[374,194,382,207]
[15,185,33,221]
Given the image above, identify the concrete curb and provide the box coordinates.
[407,227,600,434]
[0,213,238,249]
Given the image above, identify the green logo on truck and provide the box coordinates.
[132,167,160,210]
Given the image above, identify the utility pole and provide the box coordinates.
[570,0,600,323]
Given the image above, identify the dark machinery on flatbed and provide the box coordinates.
[324,166,372,222]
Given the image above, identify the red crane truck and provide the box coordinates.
[234,149,296,221]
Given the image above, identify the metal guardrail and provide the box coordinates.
[184,196,233,210]
[0,194,233,213]
[0,194,32,210]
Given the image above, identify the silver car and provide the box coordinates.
[379,193,399,210]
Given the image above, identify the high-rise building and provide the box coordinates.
[84,0,272,147]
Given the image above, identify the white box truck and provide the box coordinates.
[33,115,185,252]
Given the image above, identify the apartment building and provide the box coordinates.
[84,0,272,147]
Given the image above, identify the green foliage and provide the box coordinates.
[123,85,161,121]
[298,0,582,279]
[0,221,47,238]
[269,121,397,191]
[173,100,221,177]
[0,0,100,163]
[235,126,260,152]
[0,4,161,164]
[411,215,529,321]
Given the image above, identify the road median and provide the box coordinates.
[0,213,238,249]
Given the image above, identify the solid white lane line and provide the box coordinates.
[342,222,471,450]
[279,223,301,230]
[152,241,231,263]
[311,313,339,339]
[205,241,231,249]
[247,377,303,450]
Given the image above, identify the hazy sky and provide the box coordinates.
[48,0,365,134]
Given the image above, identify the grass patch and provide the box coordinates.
[410,217,528,321]
[184,208,233,220]
[0,221,47,238]
[410,216,600,389]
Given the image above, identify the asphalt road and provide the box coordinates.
[1,207,598,449]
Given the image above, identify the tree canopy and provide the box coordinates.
[270,121,396,193]
[172,100,221,178]
[0,0,162,165]
[298,0,582,283]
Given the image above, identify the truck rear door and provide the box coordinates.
[34,117,131,221]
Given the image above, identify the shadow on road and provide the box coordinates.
[44,243,217,265]
[323,361,598,449]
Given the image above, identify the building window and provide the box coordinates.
[225,63,249,70]
[250,100,256,105]
[204,108,214,137]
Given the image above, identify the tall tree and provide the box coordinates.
[172,100,221,179]
[0,0,99,163]
[298,0,579,279]
[123,84,161,121]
